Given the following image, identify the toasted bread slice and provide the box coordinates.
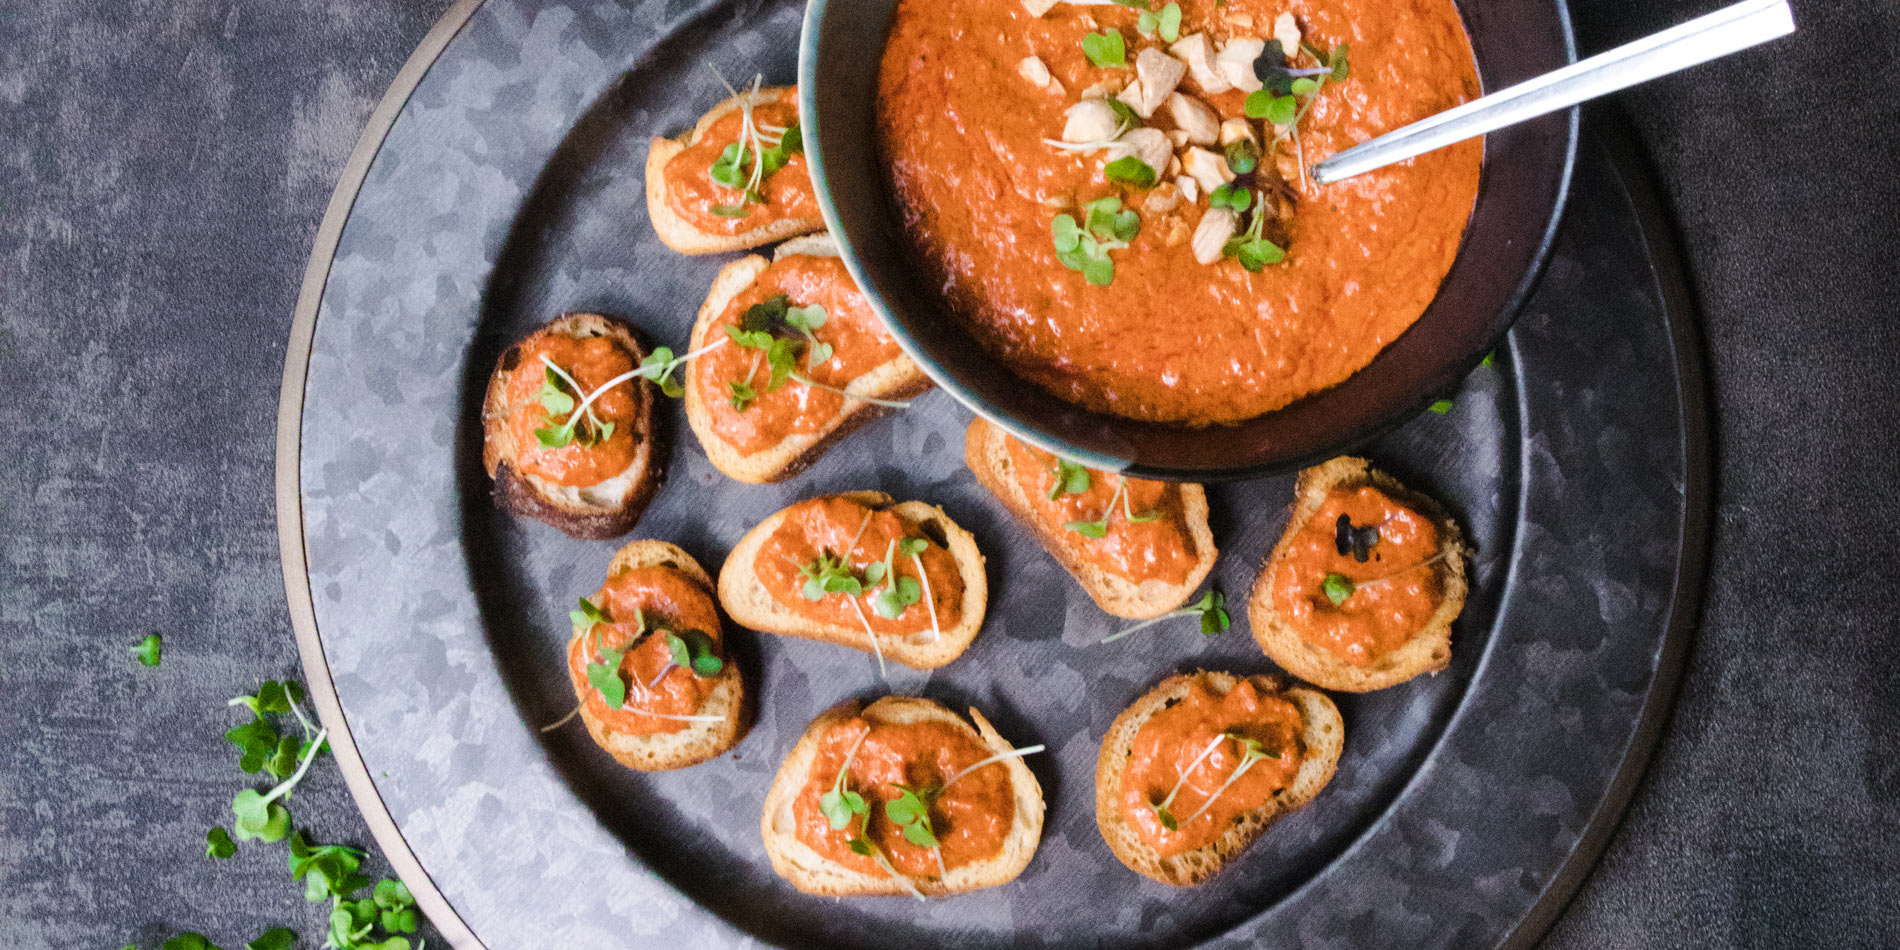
[683,240,933,484]
[964,417,1217,618]
[1095,671,1342,886]
[644,86,824,255]
[717,491,988,670]
[570,541,746,771]
[481,313,664,540]
[1248,457,1469,692]
[761,696,1045,897]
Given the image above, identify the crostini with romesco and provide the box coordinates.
[718,492,987,672]
[564,540,745,771]
[1249,457,1469,692]
[762,696,1045,898]
[1096,670,1341,886]
[964,418,1216,619]
[481,312,663,540]
[685,234,932,483]
[645,82,824,255]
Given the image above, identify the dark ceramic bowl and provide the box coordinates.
[799,0,1577,479]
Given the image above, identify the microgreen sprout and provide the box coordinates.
[867,538,925,621]
[1177,735,1281,827]
[1245,39,1352,188]
[1223,139,1262,176]
[206,826,237,859]
[584,634,629,709]
[1048,457,1093,499]
[1052,197,1140,286]
[1064,476,1159,538]
[799,551,864,601]
[1321,551,1453,606]
[1428,399,1454,414]
[1100,589,1231,643]
[132,632,162,667]
[532,339,721,447]
[885,784,951,879]
[664,629,724,678]
[705,69,804,218]
[1208,182,1252,213]
[942,744,1046,790]
[231,721,330,844]
[1149,732,1232,831]
[819,730,872,829]
[727,379,757,411]
[1221,191,1286,272]
[722,295,910,412]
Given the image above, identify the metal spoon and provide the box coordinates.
[1311,0,1796,184]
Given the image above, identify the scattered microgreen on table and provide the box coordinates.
[132,632,163,667]
[1100,590,1231,643]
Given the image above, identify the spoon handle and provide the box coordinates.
[1312,0,1796,184]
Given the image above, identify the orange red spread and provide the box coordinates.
[506,334,642,487]
[1001,434,1197,584]
[1271,485,1443,665]
[662,89,819,234]
[792,716,1015,877]
[1118,677,1304,855]
[692,255,902,454]
[566,566,722,735]
[877,0,1481,423]
[755,497,963,638]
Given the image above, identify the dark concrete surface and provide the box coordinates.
[0,1,1894,948]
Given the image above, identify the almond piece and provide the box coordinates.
[1181,146,1235,194]
[1216,38,1266,94]
[1169,33,1231,95]
[1167,93,1220,146]
[1192,208,1239,264]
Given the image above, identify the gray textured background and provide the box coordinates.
[1,2,1896,950]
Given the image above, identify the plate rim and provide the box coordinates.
[272,1,1710,946]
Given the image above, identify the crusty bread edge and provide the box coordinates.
[643,88,825,255]
[481,313,664,540]
[1247,457,1470,692]
[760,696,1044,897]
[682,251,933,484]
[964,417,1216,619]
[716,492,988,670]
[570,541,747,771]
[1094,671,1343,886]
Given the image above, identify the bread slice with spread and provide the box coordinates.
[1248,456,1469,692]
[761,696,1044,898]
[645,84,824,255]
[684,235,932,483]
[964,417,1216,618]
[717,491,987,671]
[564,541,745,771]
[481,312,663,540]
[1096,671,1341,886]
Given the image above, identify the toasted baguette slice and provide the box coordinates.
[964,417,1217,618]
[761,696,1044,897]
[570,541,746,771]
[684,243,933,484]
[481,313,664,540]
[1248,457,1470,692]
[644,86,824,255]
[1095,671,1342,886]
[717,491,987,669]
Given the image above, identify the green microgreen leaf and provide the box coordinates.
[265,734,305,781]
[1102,589,1230,643]
[374,879,414,910]
[1330,43,1352,81]
[245,928,296,950]
[1137,2,1182,42]
[585,637,629,709]
[570,597,609,636]
[205,825,237,859]
[1481,351,1497,368]
[537,366,576,416]
[1103,155,1157,188]
[1055,201,1139,287]
[1428,399,1454,414]
[1064,516,1109,539]
[1290,76,1321,95]
[132,632,163,667]
[1084,196,1141,242]
[710,203,750,218]
[1223,139,1261,176]
[1105,97,1143,130]
[1049,458,1093,499]
[639,347,687,398]
[163,934,221,950]
[1209,183,1253,213]
[846,837,876,857]
[819,742,871,830]
[1321,572,1356,605]
[1247,92,1299,126]
[727,379,757,411]
[867,538,924,620]
[1081,30,1127,69]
